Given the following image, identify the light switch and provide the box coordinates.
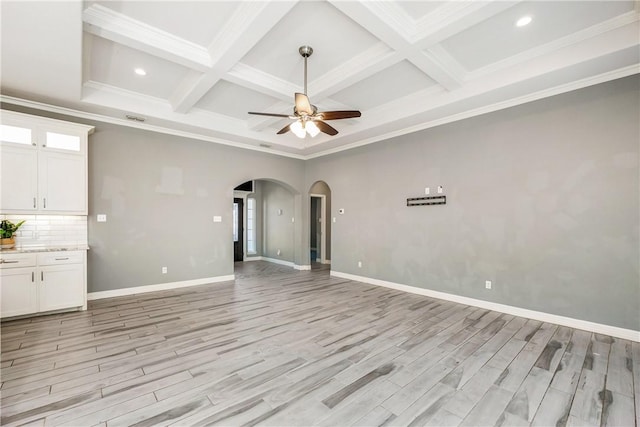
[425,187,430,195]
[213,216,222,222]
[333,217,336,223]
[97,214,107,222]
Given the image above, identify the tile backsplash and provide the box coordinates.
[1,215,87,248]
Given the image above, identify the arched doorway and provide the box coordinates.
[309,181,331,268]
[232,178,300,269]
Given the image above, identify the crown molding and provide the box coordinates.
[468,11,640,80]
[82,4,211,71]
[0,95,306,160]
[306,65,639,159]
[3,66,636,162]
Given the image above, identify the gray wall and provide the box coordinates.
[262,180,296,262]
[3,75,638,330]
[84,124,305,292]
[306,76,640,330]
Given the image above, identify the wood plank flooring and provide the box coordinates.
[1,261,638,426]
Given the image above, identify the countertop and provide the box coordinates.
[0,245,90,254]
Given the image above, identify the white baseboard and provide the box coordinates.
[88,275,235,300]
[261,257,294,267]
[330,271,640,342]
[259,256,309,270]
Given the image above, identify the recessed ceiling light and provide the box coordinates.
[516,16,532,27]
[134,68,147,76]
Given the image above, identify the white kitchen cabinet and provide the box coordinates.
[0,251,86,319]
[0,267,38,317]
[0,110,93,214]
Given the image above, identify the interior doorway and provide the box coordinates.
[309,181,331,267]
[310,195,324,263]
[233,197,244,262]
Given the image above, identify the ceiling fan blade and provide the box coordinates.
[315,120,338,136]
[294,93,313,115]
[276,124,291,135]
[248,112,292,118]
[318,110,362,120]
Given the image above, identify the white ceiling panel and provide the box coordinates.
[331,61,437,111]
[195,80,282,120]
[92,1,238,47]
[0,0,637,159]
[241,1,381,83]
[396,1,445,20]
[441,0,636,71]
[88,35,192,99]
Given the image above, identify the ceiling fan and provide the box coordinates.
[248,46,361,138]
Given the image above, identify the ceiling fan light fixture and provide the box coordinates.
[290,120,306,138]
[306,121,320,137]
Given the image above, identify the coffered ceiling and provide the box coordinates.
[1,1,638,159]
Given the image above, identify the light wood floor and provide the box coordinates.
[1,261,638,426]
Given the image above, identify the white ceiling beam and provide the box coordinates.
[225,63,297,102]
[169,2,297,114]
[309,42,401,99]
[329,1,462,91]
[412,1,522,46]
[82,4,211,72]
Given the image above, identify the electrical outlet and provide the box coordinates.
[485,280,492,289]
[358,261,362,268]
[437,186,443,194]
[97,214,107,222]
[425,187,430,195]
[162,267,167,274]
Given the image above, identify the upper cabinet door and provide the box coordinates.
[0,145,38,211]
[39,151,86,213]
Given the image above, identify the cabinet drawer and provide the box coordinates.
[0,253,37,269]
[37,251,83,266]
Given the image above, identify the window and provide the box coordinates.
[233,202,239,242]
[246,198,256,254]
[46,132,80,151]
[0,124,32,145]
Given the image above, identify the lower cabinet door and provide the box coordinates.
[39,264,84,312]
[1,267,38,318]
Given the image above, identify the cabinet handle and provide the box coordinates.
[43,198,47,208]
[41,271,44,281]
[33,197,37,208]
[32,272,35,282]
[0,260,19,264]
[55,257,69,261]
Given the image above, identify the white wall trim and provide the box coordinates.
[260,256,294,268]
[87,275,235,301]
[257,256,310,271]
[330,271,640,342]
